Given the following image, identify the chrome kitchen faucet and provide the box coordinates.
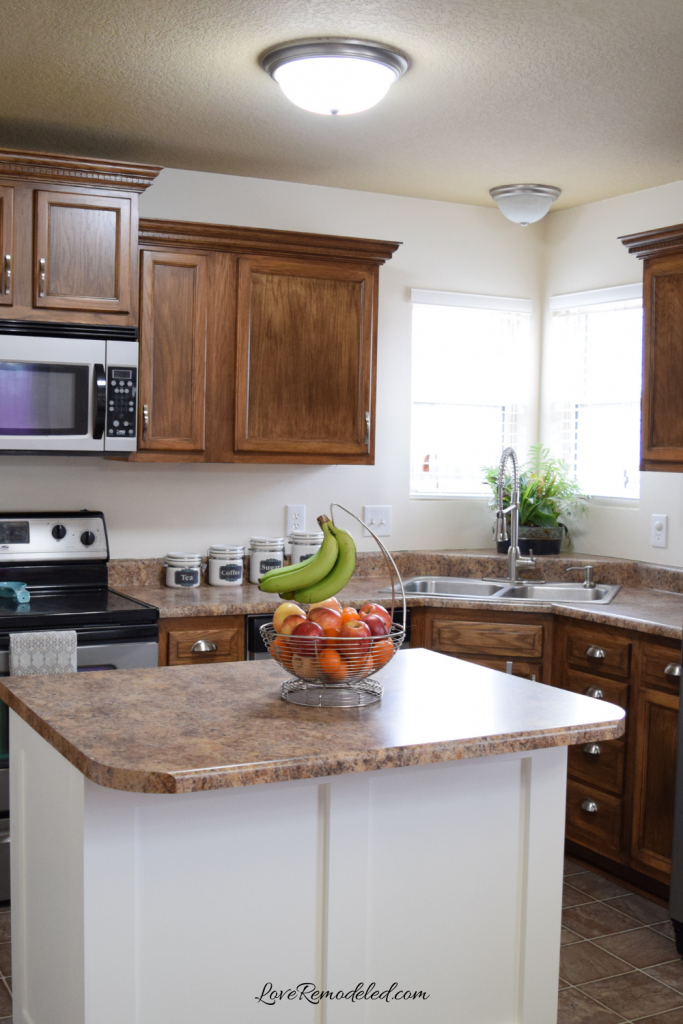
[490,446,540,585]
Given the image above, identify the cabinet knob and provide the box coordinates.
[664,663,681,678]
[583,743,601,755]
[580,798,598,813]
[586,646,605,659]
[38,257,46,297]
[190,640,218,653]
[583,686,604,699]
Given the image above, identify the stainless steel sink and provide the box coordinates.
[498,582,621,604]
[379,576,621,605]
[379,577,510,599]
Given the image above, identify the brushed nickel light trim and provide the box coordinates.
[489,184,562,226]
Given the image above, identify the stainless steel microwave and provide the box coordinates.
[0,322,138,454]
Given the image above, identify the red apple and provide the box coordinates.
[339,619,372,659]
[360,603,392,629]
[361,613,390,637]
[308,606,343,632]
[273,601,305,632]
[291,619,325,655]
[308,597,343,614]
[279,614,308,636]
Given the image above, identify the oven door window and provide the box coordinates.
[0,361,89,435]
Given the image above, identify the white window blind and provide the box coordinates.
[547,293,643,499]
[410,292,532,496]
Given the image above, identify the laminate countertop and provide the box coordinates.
[0,649,625,794]
[115,578,683,640]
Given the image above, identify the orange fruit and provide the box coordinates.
[370,639,394,670]
[322,626,342,650]
[340,607,360,624]
[270,635,293,669]
[318,649,348,682]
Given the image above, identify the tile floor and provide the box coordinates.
[0,862,675,1024]
[560,858,683,1023]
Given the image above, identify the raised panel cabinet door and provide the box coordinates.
[34,190,132,313]
[0,186,13,306]
[138,250,208,452]
[234,255,375,456]
[642,254,683,467]
[631,685,678,880]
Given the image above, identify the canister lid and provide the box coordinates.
[290,531,324,542]
[208,545,244,556]
[249,536,285,547]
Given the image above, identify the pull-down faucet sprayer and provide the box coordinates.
[495,447,537,584]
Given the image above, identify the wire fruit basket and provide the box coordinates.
[260,504,406,708]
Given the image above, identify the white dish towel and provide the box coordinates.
[9,630,77,676]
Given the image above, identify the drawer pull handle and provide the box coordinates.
[583,743,601,755]
[586,646,605,659]
[38,257,46,297]
[4,254,10,295]
[142,404,149,441]
[580,799,598,814]
[664,663,681,678]
[191,640,217,653]
[583,686,604,700]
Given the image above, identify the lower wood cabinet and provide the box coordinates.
[414,604,681,896]
[158,615,245,666]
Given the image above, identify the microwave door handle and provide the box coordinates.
[92,364,106,440]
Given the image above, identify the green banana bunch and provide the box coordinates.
[258,516,339,594]
[291,522,356,603]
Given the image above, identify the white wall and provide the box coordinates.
[541,179,683,566]
[0,170,542,559]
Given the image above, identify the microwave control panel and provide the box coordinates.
[106,367,137,442]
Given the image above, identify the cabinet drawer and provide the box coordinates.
[457,656,543,681]
[566,626,631,679]
[167,627,241,666]
[566,779,623,857]
[432,620,543,658]
[564,668,629,712]
[568,739,625,796]
[642,641,682,694]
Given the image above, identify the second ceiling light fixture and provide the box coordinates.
[260,38,409,116]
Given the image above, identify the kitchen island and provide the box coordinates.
[0,649,624,1024]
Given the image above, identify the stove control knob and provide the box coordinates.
[80,531,96,547]
[52,524,67,540]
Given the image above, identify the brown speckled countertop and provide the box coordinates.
[114,577,683,641]
[0,649,625,794]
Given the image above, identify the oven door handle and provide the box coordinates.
[92,363,106,440]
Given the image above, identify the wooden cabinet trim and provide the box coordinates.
[0,148,161,192]
[631,685,679,880]
[139,218,400,265]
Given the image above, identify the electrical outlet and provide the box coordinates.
[362,505,392,537]
[651,513,668,548]
[285,505,306,536]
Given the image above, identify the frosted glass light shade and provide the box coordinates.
[261,39,409,116]
[489,184,562,226]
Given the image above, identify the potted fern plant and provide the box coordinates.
[483,445,588,554]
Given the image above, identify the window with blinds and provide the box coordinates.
[547,292,643,499]
[410,291,532,496]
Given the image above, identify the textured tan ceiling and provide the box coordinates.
[2,0,683,210]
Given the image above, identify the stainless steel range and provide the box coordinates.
[0,511,158,901]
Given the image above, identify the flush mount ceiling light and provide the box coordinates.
[489,184,562,226]
[259,38,409,116]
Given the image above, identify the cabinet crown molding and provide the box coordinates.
[620,223,683,260]
[0,147,162,192]
[139,218,401,265]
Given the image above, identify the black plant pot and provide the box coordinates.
[496,526,564,556]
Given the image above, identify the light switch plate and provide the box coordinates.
[651,513,668,548]
[363,505,392,537]
[285,505,306,536]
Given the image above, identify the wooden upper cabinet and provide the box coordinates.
[0,148,160,326]
[34,191,131,313]
[621,223,683,470]
[138,249,208,452]
[0,187,14,306]
[631,684,679,881]
[235,255,375,456]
